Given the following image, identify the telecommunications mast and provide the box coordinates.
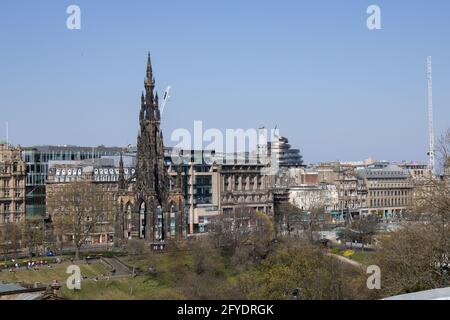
[426,56,435,175]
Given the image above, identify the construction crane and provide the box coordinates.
[160,86,172,116]
[427,56,435,175]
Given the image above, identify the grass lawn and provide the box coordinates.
[330,247,375,266]
[350,251,374,265]
[0,252,193,299]
[61,276,184,300]
[0,261,109,285]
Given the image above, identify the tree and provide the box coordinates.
[287,189,328,243]
[337,214,379,250]
[0,223,22,261]
[22,217,45,258]
[47,181,115,260]
[373,129,450,296]
[437,128,450,173]
[274,202,302,237]
[298,201,326,243]
[209,207,275,262]
[374,224,445,297]
[238,240,369,300]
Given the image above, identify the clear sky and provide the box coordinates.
[0,0,449,163]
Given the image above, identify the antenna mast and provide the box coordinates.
[427,56,435,175]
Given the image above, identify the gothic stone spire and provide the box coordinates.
[118,152,125,190]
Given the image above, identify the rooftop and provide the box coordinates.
[383,287,450,300]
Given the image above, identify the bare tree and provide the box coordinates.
[338,215,379,250]
[374,224,446,297]
[238,240,369,300]
[47,181,115,260]
[0,223,23,261]
[299,202,326,243]
[374,129,450,295]
[22,217,45,259]
[209,207,275,260]
[274,202,301,236]
[437,128,450,173]
[278,188,329,242]
[410,130,450,274]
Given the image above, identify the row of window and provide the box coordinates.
[1,202,23,212]
[369,190,409,196]
[370,198,409,207]
[22,150,119,163]
[52,175,131,183]
[1,178,22,188]
[0,190,22,198]
[1,213,22,223]
[224,176,264,191]
[367,182,411,188]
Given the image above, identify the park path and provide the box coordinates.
[327,253,364,270]
[101,257,132,276]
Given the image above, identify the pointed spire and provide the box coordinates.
[144,52,155,93]
[146,51,152,80]
[155,92,161,121]
[118,152,125,190]
[139,91,145,121]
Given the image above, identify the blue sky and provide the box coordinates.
[0,0,449,163]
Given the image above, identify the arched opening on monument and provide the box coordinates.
[126,203,132,239]
[155,205,163,241]
[139,201,146,239]
[169,203,176,237]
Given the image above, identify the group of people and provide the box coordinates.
[26,260,51,270]
[2,258,62,273]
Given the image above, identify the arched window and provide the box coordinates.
[139,202,146,239]
[170,204,176,236]
[155,206,163,241]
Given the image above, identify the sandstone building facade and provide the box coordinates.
[0,144,26,225]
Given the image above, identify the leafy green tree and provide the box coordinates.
[238,240,368,300]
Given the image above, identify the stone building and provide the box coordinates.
[289,184,338,214]
[21,145,123,217]
[356,163,413,219]
[0,144,26,225]
[164,152,274,234]
[398,162,432,180]
[46,158,122,244]
[283,159,415,222]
